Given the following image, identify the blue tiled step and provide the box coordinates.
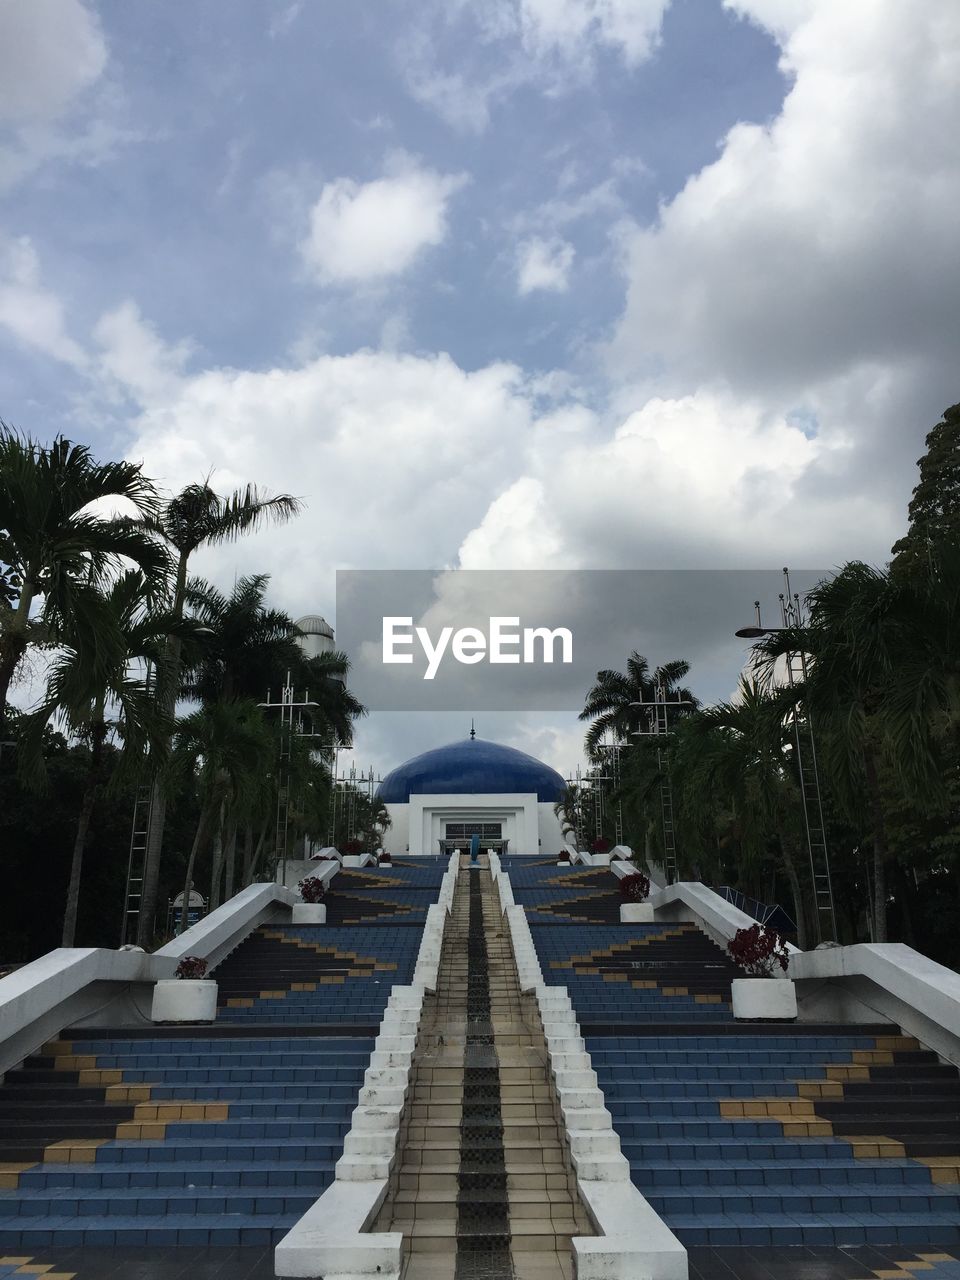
[18,1159,336,1190]
[148,1083,361,1101]
[0,1185,326,1218]
[622,1138,858,1161]
[604,1081,839,1099]
[613,1118,823,1139]
[146,1101,355,1120]
[664,1209,960,1248]
[591,1049,888,1065]
[106,1066,368,1084]
[630,1159,936,1188]
[597,1065,864,1082]
[645,1185,960,1217]
[0,1212,298,1247]
[158,1119,351,1139]
[97,1139,347,1162]
[70,1050,372,1068]
[586,1035,884,1050]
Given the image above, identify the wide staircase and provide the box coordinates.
[507,857,960,1272]
[0,861,441,1256]
[375,856,592,1279]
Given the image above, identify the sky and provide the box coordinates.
[1,0,959,780]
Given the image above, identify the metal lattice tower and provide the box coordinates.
[260,673,319,886]
[779,577,837,944]
[630,682,692,885]
[739,568,838,944]
[120,783,153,945]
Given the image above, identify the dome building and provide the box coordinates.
[378,735,568,857]
[294,614,335,662]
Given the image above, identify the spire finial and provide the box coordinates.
[470,719,476,740]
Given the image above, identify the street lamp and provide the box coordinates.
[736,568,837,945]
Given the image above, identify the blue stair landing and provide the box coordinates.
[0,865,436,1250]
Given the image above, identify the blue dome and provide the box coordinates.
[378,737,566,804]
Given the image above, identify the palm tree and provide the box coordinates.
[578,652,698,759]
[136,481,302,944]
[673,679,813,948]
[553,783,582,849]
[181,574,306,704]
[173,699,274,935]
[18,572,175,946]
[752,564,903,941]
[0,429,167,712]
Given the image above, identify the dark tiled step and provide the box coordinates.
[578,1022,898,1037]
[67,1024,381,1038]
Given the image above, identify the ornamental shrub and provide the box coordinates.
[590,836,611,854]
[619,872,651,903]
[298,875,327,904]
[727,923,789,977]
[174,955,208,980]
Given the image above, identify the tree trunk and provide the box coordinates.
[138,550,189,946]
[0,580,35,713]
[61,720,107,948]
[223,820,238,901]
[863,745,889,943]
[892,860,917,947]
[244,819,268,884]
[180,800,215,936]
[209,803,226,906]
[779,837,810,951]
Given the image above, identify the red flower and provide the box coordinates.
[727,924,789,977]
[619,873,650,903]
[298,875,327,904]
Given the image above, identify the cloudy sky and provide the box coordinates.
[2,0,958,778]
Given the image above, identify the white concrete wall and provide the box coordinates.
[383,802,409,856]
[403,792,541,856]
[382,794,562,856]
[537,802,567,857]
[0,881,302,1078]
[790,943,960,1066]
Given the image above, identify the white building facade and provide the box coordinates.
[378,737,568,858]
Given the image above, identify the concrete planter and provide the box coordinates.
[731,977,797,1020]
[292,903,327,924]
[151,979,218,1023]
[620,902,654,923]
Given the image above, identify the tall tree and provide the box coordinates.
[173,699,274,935]
[18,572,175,946]
[578,652,698,759]
[891,403,960,576]
[0,430,166,711]
[672,680,813,948]
[136,482,301,945]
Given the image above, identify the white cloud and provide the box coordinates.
[516,236,575,294]
[93,301,193,403]
[126,348,538,594]
[610,1,960,397]
[0,236,87,368]
[457,389,894,571]
[300,153,469,285]
[401,0,671,133]
[518,0,669,66]
[0,0,106,124]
